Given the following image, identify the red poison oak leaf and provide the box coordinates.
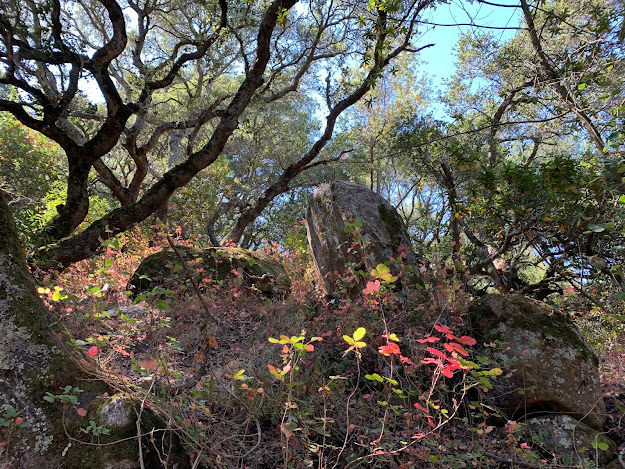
[399,355,415,365]
[363,280,381,295]
[413,402,428,413]
[456,335,477,346]
[444,342,469,357]
[421,357,442,365]
[441,365,455,378]
[378,342,400,356]
[433,324,452,335]
[416,336,440,343]
[426,347,447,360]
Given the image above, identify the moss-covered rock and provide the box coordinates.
[466,294,605,429]
[127,246,291,298]
[306,181,421,298]
[54,393,191,469]
[524,415,617,466]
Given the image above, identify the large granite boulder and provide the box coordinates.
[466,294,605,429]
[127,246,290,298]
[306,181,419,298]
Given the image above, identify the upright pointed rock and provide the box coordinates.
[306,181,420,298]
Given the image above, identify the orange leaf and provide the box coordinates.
[76,408,87,417]
[208,336,218,349]
[363,280,381,295]
[113,345,131,357]
[139,359,159,370]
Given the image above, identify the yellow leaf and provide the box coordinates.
[353,327,366,341]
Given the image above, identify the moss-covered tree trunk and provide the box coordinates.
[0,192,188,469]
[0,190,75,467]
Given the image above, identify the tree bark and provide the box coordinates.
[221,7,436,246]
[0,191,190,469]
[0,191,87,467]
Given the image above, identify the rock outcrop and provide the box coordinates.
[306,181,419,298]
[523,415,617,466]
[127,246,290,298]
[466,294,606,429]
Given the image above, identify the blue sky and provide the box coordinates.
[417,0,522,116]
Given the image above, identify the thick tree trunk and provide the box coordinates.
[42,155,92,241]
[0,192,188,469]
[0,190,73,468]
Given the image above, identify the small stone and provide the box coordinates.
[106,305,147,317]
[100,395,133,429]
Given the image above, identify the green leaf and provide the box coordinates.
[457,356,480,369]
[365,373,384,382]
[156,299,170,311]
[353,327,366,341]
[591,440,609,451]
[577,83,586,90]
[374,263,390,274]
[588,223,605,232]
[478,376,493,389]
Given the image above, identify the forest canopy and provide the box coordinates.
[2,0,623,303]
